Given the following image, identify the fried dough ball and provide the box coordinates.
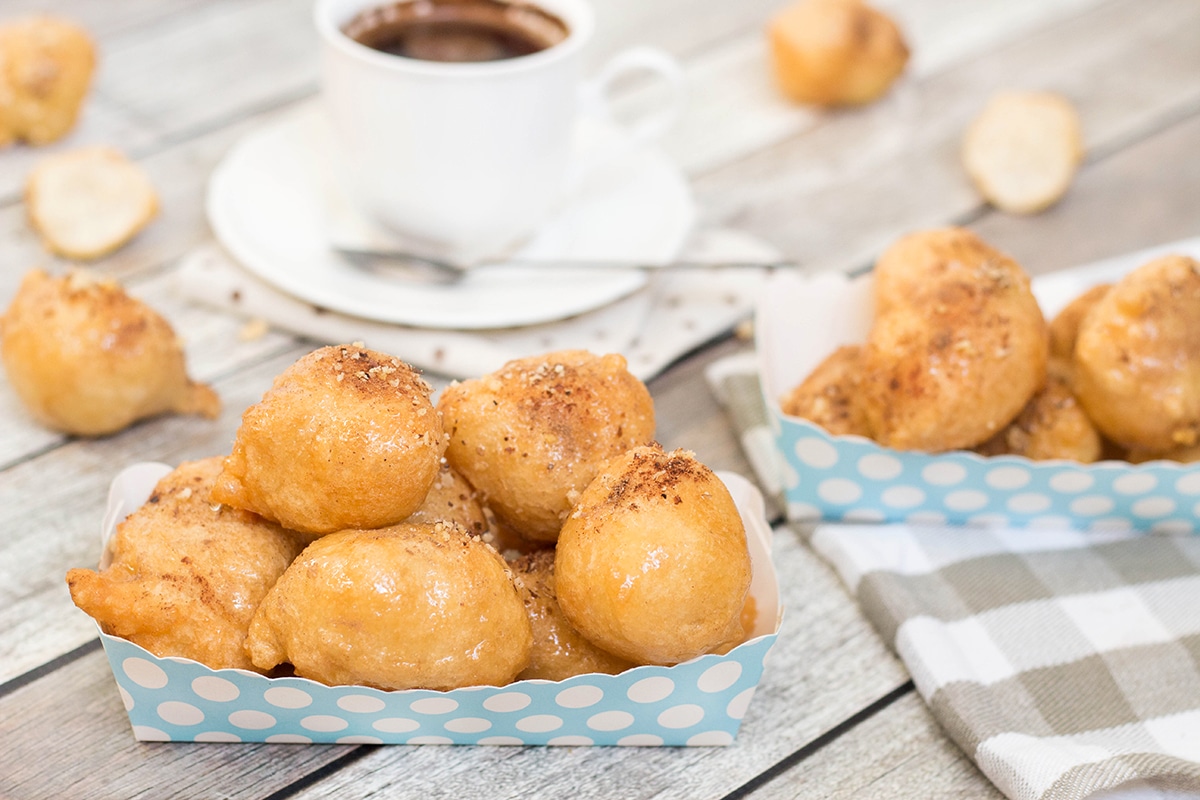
[511,550,634,681]
[1,269,220,436]
[962,91,1084,215]
[245,521,532,690]
[555,446,751,666]
[405,462,488,537]
[1048,283,1110,362]
[767,0,909,107]
[438,350,655,542]
[65,458,306,672]
[213,344,444,534]
[974,363,1101,462]
[1073,255,1200,452]
[0,17,95,148]
[779,344,870,436]
[860,228,1049,452]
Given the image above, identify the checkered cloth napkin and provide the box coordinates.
[706,354,1200,800]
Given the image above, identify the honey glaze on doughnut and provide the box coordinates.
[214,344,445,534]
[555,445,752,666]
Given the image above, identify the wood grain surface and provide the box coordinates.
[0,0,1196,797]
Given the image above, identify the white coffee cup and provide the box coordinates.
[315,0,685,259]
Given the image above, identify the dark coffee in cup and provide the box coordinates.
[343,0,569,63]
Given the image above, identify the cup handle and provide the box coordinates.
[579,46,687,146]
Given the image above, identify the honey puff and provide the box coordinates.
[0,16,95,147]
[860,228,1049,452]
[555,445,751,666]
[1,269,220,436]
[512,550,634,681]
[66,458,307,672]
[1073,255,1200,452]
[438,350,655,542]
[213,344,444,534]
[245,521,532,691]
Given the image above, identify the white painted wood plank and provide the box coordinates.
[972,111,1200,279]
[0,649,360,800]
[745,693,1004,799]
[96,0,318,135]
[691,0,1200,274]
[630,0,1109,176]
[0,0,210,38]
[0,101,161,206]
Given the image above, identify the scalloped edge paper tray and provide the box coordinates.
[97,463,782,745]
[757,237,1200,533]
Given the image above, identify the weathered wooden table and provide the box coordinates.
[1,0,1197,797]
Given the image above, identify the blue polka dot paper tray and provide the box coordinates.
[96,465,782,745]
[756,238,1200,534]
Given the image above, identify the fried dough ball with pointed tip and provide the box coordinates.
[1,269,220,436]
[405,462,488,537]
[438,350,655,542]
[65,457,306,672]
[1073,255,1200,452]
[974,362,1101,462]
[245,521,532,690]
[860,228,1049,452]
[779,344,870,436]
[1048,283,1110,362]
[511,550,635,681]
[0,17,95,148]
[213,344,444,534]
[555,446,751,666]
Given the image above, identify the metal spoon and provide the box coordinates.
[334,246,798,285]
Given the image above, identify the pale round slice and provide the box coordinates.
[962,91,1084,214]
[25,146,159,260]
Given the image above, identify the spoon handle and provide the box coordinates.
[335,247,800,279]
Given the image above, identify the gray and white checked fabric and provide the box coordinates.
[705,355,1200,800]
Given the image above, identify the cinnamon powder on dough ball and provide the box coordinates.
[213,344,444,534]
[555,446,751,666]
[438,350,655,542]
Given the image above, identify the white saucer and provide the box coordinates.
[206,102,696,330]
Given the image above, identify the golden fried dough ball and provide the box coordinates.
[1073,255,1200,452]
[963,91,1084,215]
[767,0,908,107]
[974,363,1101,462]
[66,458,306,672]
[555,446,751,666]
[860,228,1049,452]
[511,550,634,681]
[1048,283,1110,361]
[245,522,532,690]
[405,462,488,537]
[438,350,655,542]
[0,17,95,147]
[1,269,220,436]
[213,344,445,534]
[779,344,870,436]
